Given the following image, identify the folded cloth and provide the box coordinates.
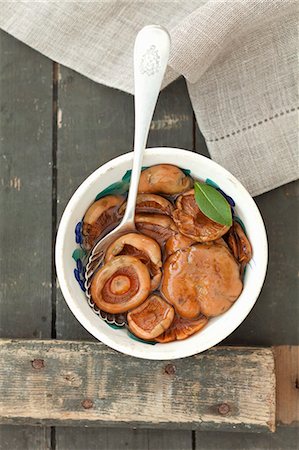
[0,0,298,196]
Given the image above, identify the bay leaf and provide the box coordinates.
[194,182,232,227]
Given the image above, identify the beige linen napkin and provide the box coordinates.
[0,0,298,196]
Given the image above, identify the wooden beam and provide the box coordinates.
[275,346,299,427]
[0,340,275,432]
[0,30,53,450]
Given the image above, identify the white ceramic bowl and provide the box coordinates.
[55,148,267,360]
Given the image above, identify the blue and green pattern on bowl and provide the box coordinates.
[71,168,244,344]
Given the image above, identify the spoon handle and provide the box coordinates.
[122,25,171,224]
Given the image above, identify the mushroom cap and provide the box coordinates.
[155,314,208,343]
[138,164,193,195]
[172,189,230,242]
[165,233,196,258]
[227,221,252,269]
[119,193,174,216]
[161,243,243,318]
[105,233,162,291]
[90,255,151,314]
[82,195,124,250]
[135,214,178,247]
[127,294,175,340]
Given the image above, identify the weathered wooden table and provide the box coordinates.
[0,30,298,449]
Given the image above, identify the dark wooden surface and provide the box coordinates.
[0,30,298,449]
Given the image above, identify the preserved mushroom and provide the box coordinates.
[172,189,230,242]
[127,294,174,340]
[155,314,208,343]
[135,214,178,247]
[227,221,252,271]
[105,233,162,291]
[165,235,227,259]
[82,164,253,344]
[82,195,124,250]
[138,164,193,195]
[165,233,196,258]
[161,243,243,318]
[119,193,174,216]
[90,255,151,314]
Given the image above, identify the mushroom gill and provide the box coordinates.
[119,193,174,216]
[82,195,124,250]
[135,214,178,247]
[161,243,243,318]
[155,314,208,343]
[127,294,174,340]
[172,189,230,242]
[90,255,151,314]
[138,164,193,195]
[105,233,162,290]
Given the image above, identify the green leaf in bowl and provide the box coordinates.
[194,181,232,227]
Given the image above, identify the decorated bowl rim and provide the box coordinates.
[55,147,268,360]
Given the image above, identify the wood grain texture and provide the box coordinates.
[0,426,51,450]
[147,76,194,149]
[218,180,299,346]
[55,69,194,341]
[56,428,192,450]
[0,31,52,338]
[195,124,210,158]
[56,65,134,340]
[0,30,52,450]
[0,340,276,432]
[195,113,299,349]
[195,428,299,450]
[55,68,194,448]
[275,346,299,426]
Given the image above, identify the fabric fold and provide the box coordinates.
[0,0,298,196]
[169,0,296,83]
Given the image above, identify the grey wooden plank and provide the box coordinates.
[275,346,299,427]
[195,123,210,158]
[223,180,299,346]
[195,428,299,450]
[0,340,276,432]
[196,123,299,346]
[55,70,194,448]
[0,31,53,450]
[56,71,193,340]
[56,65,133,340]
[147,76,194,149]
[0,30,53,338]
[147,430,192,450]
[194,118,299,450]
[0,425,51,450]
[56,428,192,450]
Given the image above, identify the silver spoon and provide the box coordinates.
[84,25,171,292]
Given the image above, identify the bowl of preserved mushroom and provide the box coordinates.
[56,147,267,359]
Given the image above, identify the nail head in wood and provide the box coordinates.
[164,364,176,375]
[31,359,45,369]
[82,399,93,409]
[218,403,230,415]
